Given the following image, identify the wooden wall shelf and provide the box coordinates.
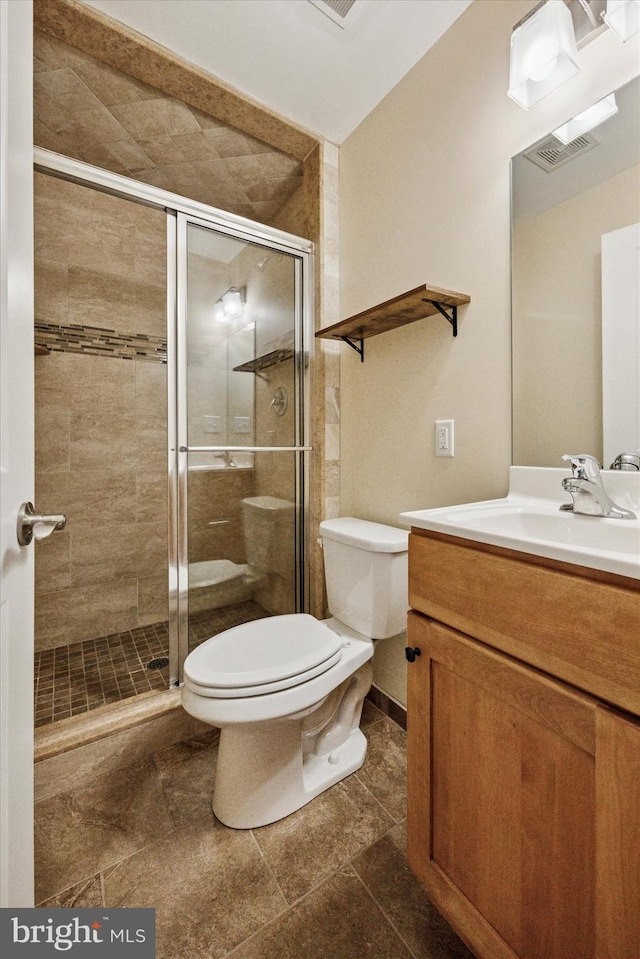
[315,284,470,361]
[233,347,294,374]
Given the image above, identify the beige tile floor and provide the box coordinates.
[35,702,475,959]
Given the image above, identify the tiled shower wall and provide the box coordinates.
[34,172,170,651]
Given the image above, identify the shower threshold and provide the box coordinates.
[34,601,267,729]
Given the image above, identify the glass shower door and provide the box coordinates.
[176,215,309,670]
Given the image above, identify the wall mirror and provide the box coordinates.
[511,74,640,468]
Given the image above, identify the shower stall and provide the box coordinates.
[33,150,313,729]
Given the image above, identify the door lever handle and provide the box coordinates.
[17,501,66,547]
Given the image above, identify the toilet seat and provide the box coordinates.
[184,613,344,699]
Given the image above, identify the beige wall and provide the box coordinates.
[338,0,640,704]
[513,164,640,466]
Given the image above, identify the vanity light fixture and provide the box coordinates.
[603,0,640,40]
[213,287,244,325]
[552,91,618,142]
[508,0,581,109]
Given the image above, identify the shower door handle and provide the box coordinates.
[17,501,66,547]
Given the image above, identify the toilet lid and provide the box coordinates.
[184,614,343,694]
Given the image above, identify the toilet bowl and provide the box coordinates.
[181,517,409,829]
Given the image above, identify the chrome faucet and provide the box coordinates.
[561,453,636,520]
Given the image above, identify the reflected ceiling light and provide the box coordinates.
[213,287,244,325]
[213,300,229,326]
[255,252,284,271]
[222,288,243,319]
[508,0,580,109]
[603,0,640,40]
[552,91,618,143]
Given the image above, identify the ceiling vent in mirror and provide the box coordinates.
[523,132,600,172]
[308,0,358,28]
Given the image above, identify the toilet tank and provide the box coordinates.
[319,517,409,640]
[241,496,294,575]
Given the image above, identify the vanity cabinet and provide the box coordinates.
[406,529,640,959]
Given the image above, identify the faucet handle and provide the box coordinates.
[562,453,601,481]
[609,451,640,471]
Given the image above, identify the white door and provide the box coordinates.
[602,222,640,467]
[0,0,35,907]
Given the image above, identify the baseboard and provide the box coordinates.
[366,685,407,730]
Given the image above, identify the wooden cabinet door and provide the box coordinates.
[596,707,640,959]
[407,612,597,959]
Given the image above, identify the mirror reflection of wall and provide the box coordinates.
[511,75,640,468]
[227,325,254,442]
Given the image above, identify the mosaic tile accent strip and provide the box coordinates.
[35,322,168,363]
[34,601,268,728]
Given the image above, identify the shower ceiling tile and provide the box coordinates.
[255,150,302,179]
[73,57,162,107]
[34,29,304,225]
[135,135,186,166]
[168,130,221,162]
[110,97,201,140]
[106,138,156,174]
[34,65,85,99]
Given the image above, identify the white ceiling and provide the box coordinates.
[81,0,473,144]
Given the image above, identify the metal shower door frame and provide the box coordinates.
[173,212,313,686]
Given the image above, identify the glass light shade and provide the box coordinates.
[508,0,580,109]
[604,0,640,41]
[552,93,618,144]
[222,288,243,319]
[213,300,230,325]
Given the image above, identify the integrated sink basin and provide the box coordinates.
[401,466,640,580]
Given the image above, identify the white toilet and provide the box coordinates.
[181,517,409,829]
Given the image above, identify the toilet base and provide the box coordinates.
[213,723,367,829]
[211,663,372,829]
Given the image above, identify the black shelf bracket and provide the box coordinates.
[425,300,458,337]
[340,335,365,362]
[424,300,458,336]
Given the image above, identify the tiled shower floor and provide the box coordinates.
[34,601,267,728]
